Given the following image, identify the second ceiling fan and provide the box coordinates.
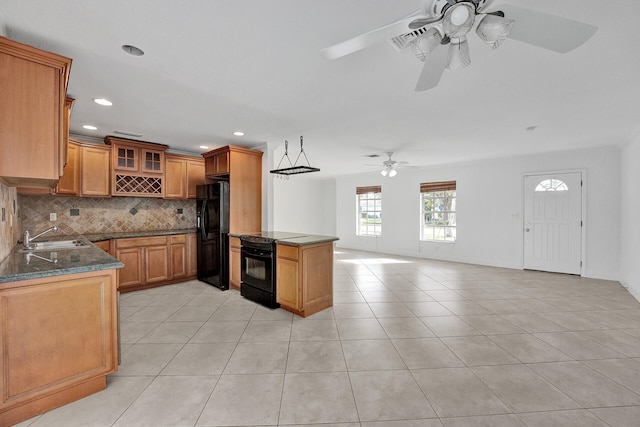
[321,0,598,91]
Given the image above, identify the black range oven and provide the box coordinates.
[240,235,279,309]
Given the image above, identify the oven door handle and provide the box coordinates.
[242,249,273,259]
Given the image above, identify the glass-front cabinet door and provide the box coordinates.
[114,144,139,171]
[141,148,164,174]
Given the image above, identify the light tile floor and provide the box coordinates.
[16,249,640,426]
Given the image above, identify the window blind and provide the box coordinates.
[356,185,382,195]
[420,181,456,193]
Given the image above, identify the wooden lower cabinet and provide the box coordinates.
[276,242,334,317]
[93,239,112,254]
[229,236,241,290]
[0,269,118,426]
[186,233,198,277]
[115,234,197,292]
[145,245,170,284]
[170,235,187,279]
[115,246,145,290]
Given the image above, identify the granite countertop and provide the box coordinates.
[83,228,196,242]
[0,238,123,284]
[0,229,197,284]
[229,231,339,247]
[276,234,339,247]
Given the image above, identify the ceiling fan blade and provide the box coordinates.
[409,15,442,30]
[321,15,423,60]
[414,44,448,91]
[499,5,598,53]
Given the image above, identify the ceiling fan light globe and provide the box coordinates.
[381,168,388,177]
[451,6,470,26]
[389,168,398,177]
[447,38,471,70]
[443,3,475,38]
[476,15,515,50]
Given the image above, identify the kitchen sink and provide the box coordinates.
[19,239,92,252]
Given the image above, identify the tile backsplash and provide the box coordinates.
[19,195,196,237]
[0,182,20,261]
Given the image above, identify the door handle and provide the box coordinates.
[201,200,208,240]
[525,228,530,232]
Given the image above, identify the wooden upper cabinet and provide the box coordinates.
[165,154,205,200]
[164,155,187,199]
[202,145,263,233]
[0,36,72,188]
[107,137,166,175]
[55,139,111,197]
[186,158,205,199]
[61,97,75,170]
[203,147,231,177]
[80,143,111,197]
[141,148,164,174]
[113,145,138,172]
[105,136,168,197]
[55,139,80,195]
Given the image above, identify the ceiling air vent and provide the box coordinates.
[114,130,143,138]
[389,26,432,52]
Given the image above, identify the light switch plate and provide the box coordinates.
[49,212,57,221]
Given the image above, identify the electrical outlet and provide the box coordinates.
[70,208,80,216]
[49,212,57,221]
[177,208,183,214]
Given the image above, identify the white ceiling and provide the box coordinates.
[1,0,639,177]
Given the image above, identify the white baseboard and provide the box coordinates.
[621,280,640,303]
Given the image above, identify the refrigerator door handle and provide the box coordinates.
[201,199,208,241]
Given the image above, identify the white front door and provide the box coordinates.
[523,172,582,275]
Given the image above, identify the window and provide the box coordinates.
[420,181,456,242]
[535,179,568,192]
[356,186,382,236]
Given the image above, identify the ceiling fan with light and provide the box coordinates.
[321,0,598,91]
[379,152,408,177]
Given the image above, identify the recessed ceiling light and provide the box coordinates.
[233,131,245,136]
[82,125,97,130]
[199,145,209,149]
[93,98,113,106]
[526,125,539,132]
[121,44,144,57]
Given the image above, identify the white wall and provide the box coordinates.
[620,138,640,299]
[335,146,621,280]
[273,175,336,236]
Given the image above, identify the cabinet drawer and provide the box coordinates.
[277,244,299,261]
[116,236,168,249]
[170,234,187,244]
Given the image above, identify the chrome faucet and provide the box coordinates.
[24,226,58,248]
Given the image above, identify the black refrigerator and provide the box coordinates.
[196,182,230,290]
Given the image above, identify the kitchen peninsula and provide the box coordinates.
[0,240,123,426]
[234,232,339,317]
